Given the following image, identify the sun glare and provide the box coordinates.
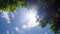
[22,9,39,29]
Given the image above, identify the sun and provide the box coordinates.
[22,8,39,29]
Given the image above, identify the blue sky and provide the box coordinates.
[0,8,54,34]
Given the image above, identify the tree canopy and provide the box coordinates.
[37,0,60,34]
[0,0,26,12]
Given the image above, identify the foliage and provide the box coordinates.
[37,0,60,34]
[0,0,25,12]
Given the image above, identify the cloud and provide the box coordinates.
[10,10,18,19]
[11,32,14,34]
[6,31,10,34]
[1,12,11,24]
[14,10,18,14]
[45,32,48,34]
[1,11,16,24]
[22,22,39,29]
[14,27,20,32]
[22,25,28,29]
[10,12,15,19]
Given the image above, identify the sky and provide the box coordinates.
[0,8,54,34]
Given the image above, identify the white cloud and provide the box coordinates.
[10,12,15,19]
[1,11,15,24]
[14,27,19,32]
[6,31,10,34]
[22,25,28,29]
[11,32,14,34]
[1,12,10,24]
[22,22,39,29]
[45,32,48,34]
[10,10,18,19]
[14,10,18,14]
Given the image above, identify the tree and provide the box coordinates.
[0,0,26,12]
[37,0,60,34]
[37,0,54,27]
